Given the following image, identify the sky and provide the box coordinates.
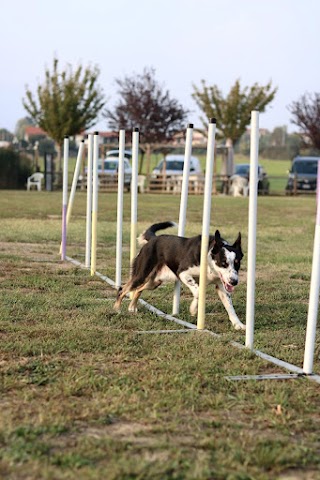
[1,0,319,135]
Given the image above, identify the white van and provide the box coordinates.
[152,154,202,176]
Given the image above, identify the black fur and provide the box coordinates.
[114,222,245,330]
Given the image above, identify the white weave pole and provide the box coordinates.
[90,132,99,276]
[245,110,260,349]
[172,123,194,315]
[303,160,320,374]
[197,118,217,330]
[61,136,69,261]
[59,139,85,255]
[130,128,139,267]
[85,133,94,268]
[66,140,85,225]
[115,129,125,288]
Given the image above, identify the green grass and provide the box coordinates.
[0,190,320,479]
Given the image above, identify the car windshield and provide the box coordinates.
[235,165,250,176]
[106,150,132,160]
[103,161,118,170]
[157,160,184,171]
[99,159,131,170]
[293,161,318,175]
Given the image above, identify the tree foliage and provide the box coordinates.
[23,57,105,168]
[289,92,320,150]
[192,79,277,145]
[14,117,35,141]
[104,67,188,144]
[0,128,14,142]
[0,148,32,189]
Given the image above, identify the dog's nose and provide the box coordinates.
[230,277,238,286]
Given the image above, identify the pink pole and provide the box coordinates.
[61,136,69,261]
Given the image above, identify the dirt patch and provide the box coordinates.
[0,242,58,260]
[0,242,75,271]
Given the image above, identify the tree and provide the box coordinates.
[23,57,105,171]
[192,79,277,146]
[0,148,32,189]
[14,117,35,141]
[104,67,189,172]
[0,128,13,142]
[192,79,277,179]
[289,92,320,150]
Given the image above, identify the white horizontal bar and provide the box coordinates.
[137,298,197,329]
[136,329,196,334]
[226,373,303,381]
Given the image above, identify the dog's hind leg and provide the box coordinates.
[128,279,162,313]
[216,284,245,330]
[113,281,133,311]
[128,290,142,313]
[178,272,199,316]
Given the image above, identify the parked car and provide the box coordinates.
[99,157,132,189]
[152,154,202,176]
[84,150,132,190]
[232,163,270,195]
[106,149,132,160]
[285,156,319,193]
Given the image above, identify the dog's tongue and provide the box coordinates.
[225,283,234,293]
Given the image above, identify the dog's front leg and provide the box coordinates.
[179,272,199,316]
[216,284,245,330]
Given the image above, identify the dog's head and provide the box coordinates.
[208,230,243,294]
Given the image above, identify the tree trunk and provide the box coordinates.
[55,142,62,187]
[139,151,145,174]
[144,143,152,175]
[220,138,234,195]
[225,138,234,176]
[56,142,62,172]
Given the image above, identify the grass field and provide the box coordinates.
[1,190,320,479]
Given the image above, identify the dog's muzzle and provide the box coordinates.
[219,273,238,293]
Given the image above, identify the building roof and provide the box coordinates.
[24,126,47,136]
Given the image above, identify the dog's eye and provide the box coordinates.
[221,262,228,268]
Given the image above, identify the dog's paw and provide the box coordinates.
[234,322,246,331]
[189,300,198,316]
[128,305,138,313]
[113,302,121,312]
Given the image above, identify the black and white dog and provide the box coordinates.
[114,221,245,330]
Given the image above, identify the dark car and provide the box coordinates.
[234,163,270,194]
[286,156,319,193]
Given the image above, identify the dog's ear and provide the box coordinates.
[214,230,221,243]
[233,232,243,258]
[233,232,241,248]
[210,230,222,254]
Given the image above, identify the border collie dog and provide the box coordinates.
[114,221,245,330]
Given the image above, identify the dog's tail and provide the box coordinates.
[138,221,177,246]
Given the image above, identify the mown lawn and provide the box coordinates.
[0,190,319,480]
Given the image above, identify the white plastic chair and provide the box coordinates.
[27,173,44,191]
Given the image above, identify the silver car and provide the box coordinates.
[104,150,132,189]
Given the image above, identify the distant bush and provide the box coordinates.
[260,145,300,160]
[0,148,33,189]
